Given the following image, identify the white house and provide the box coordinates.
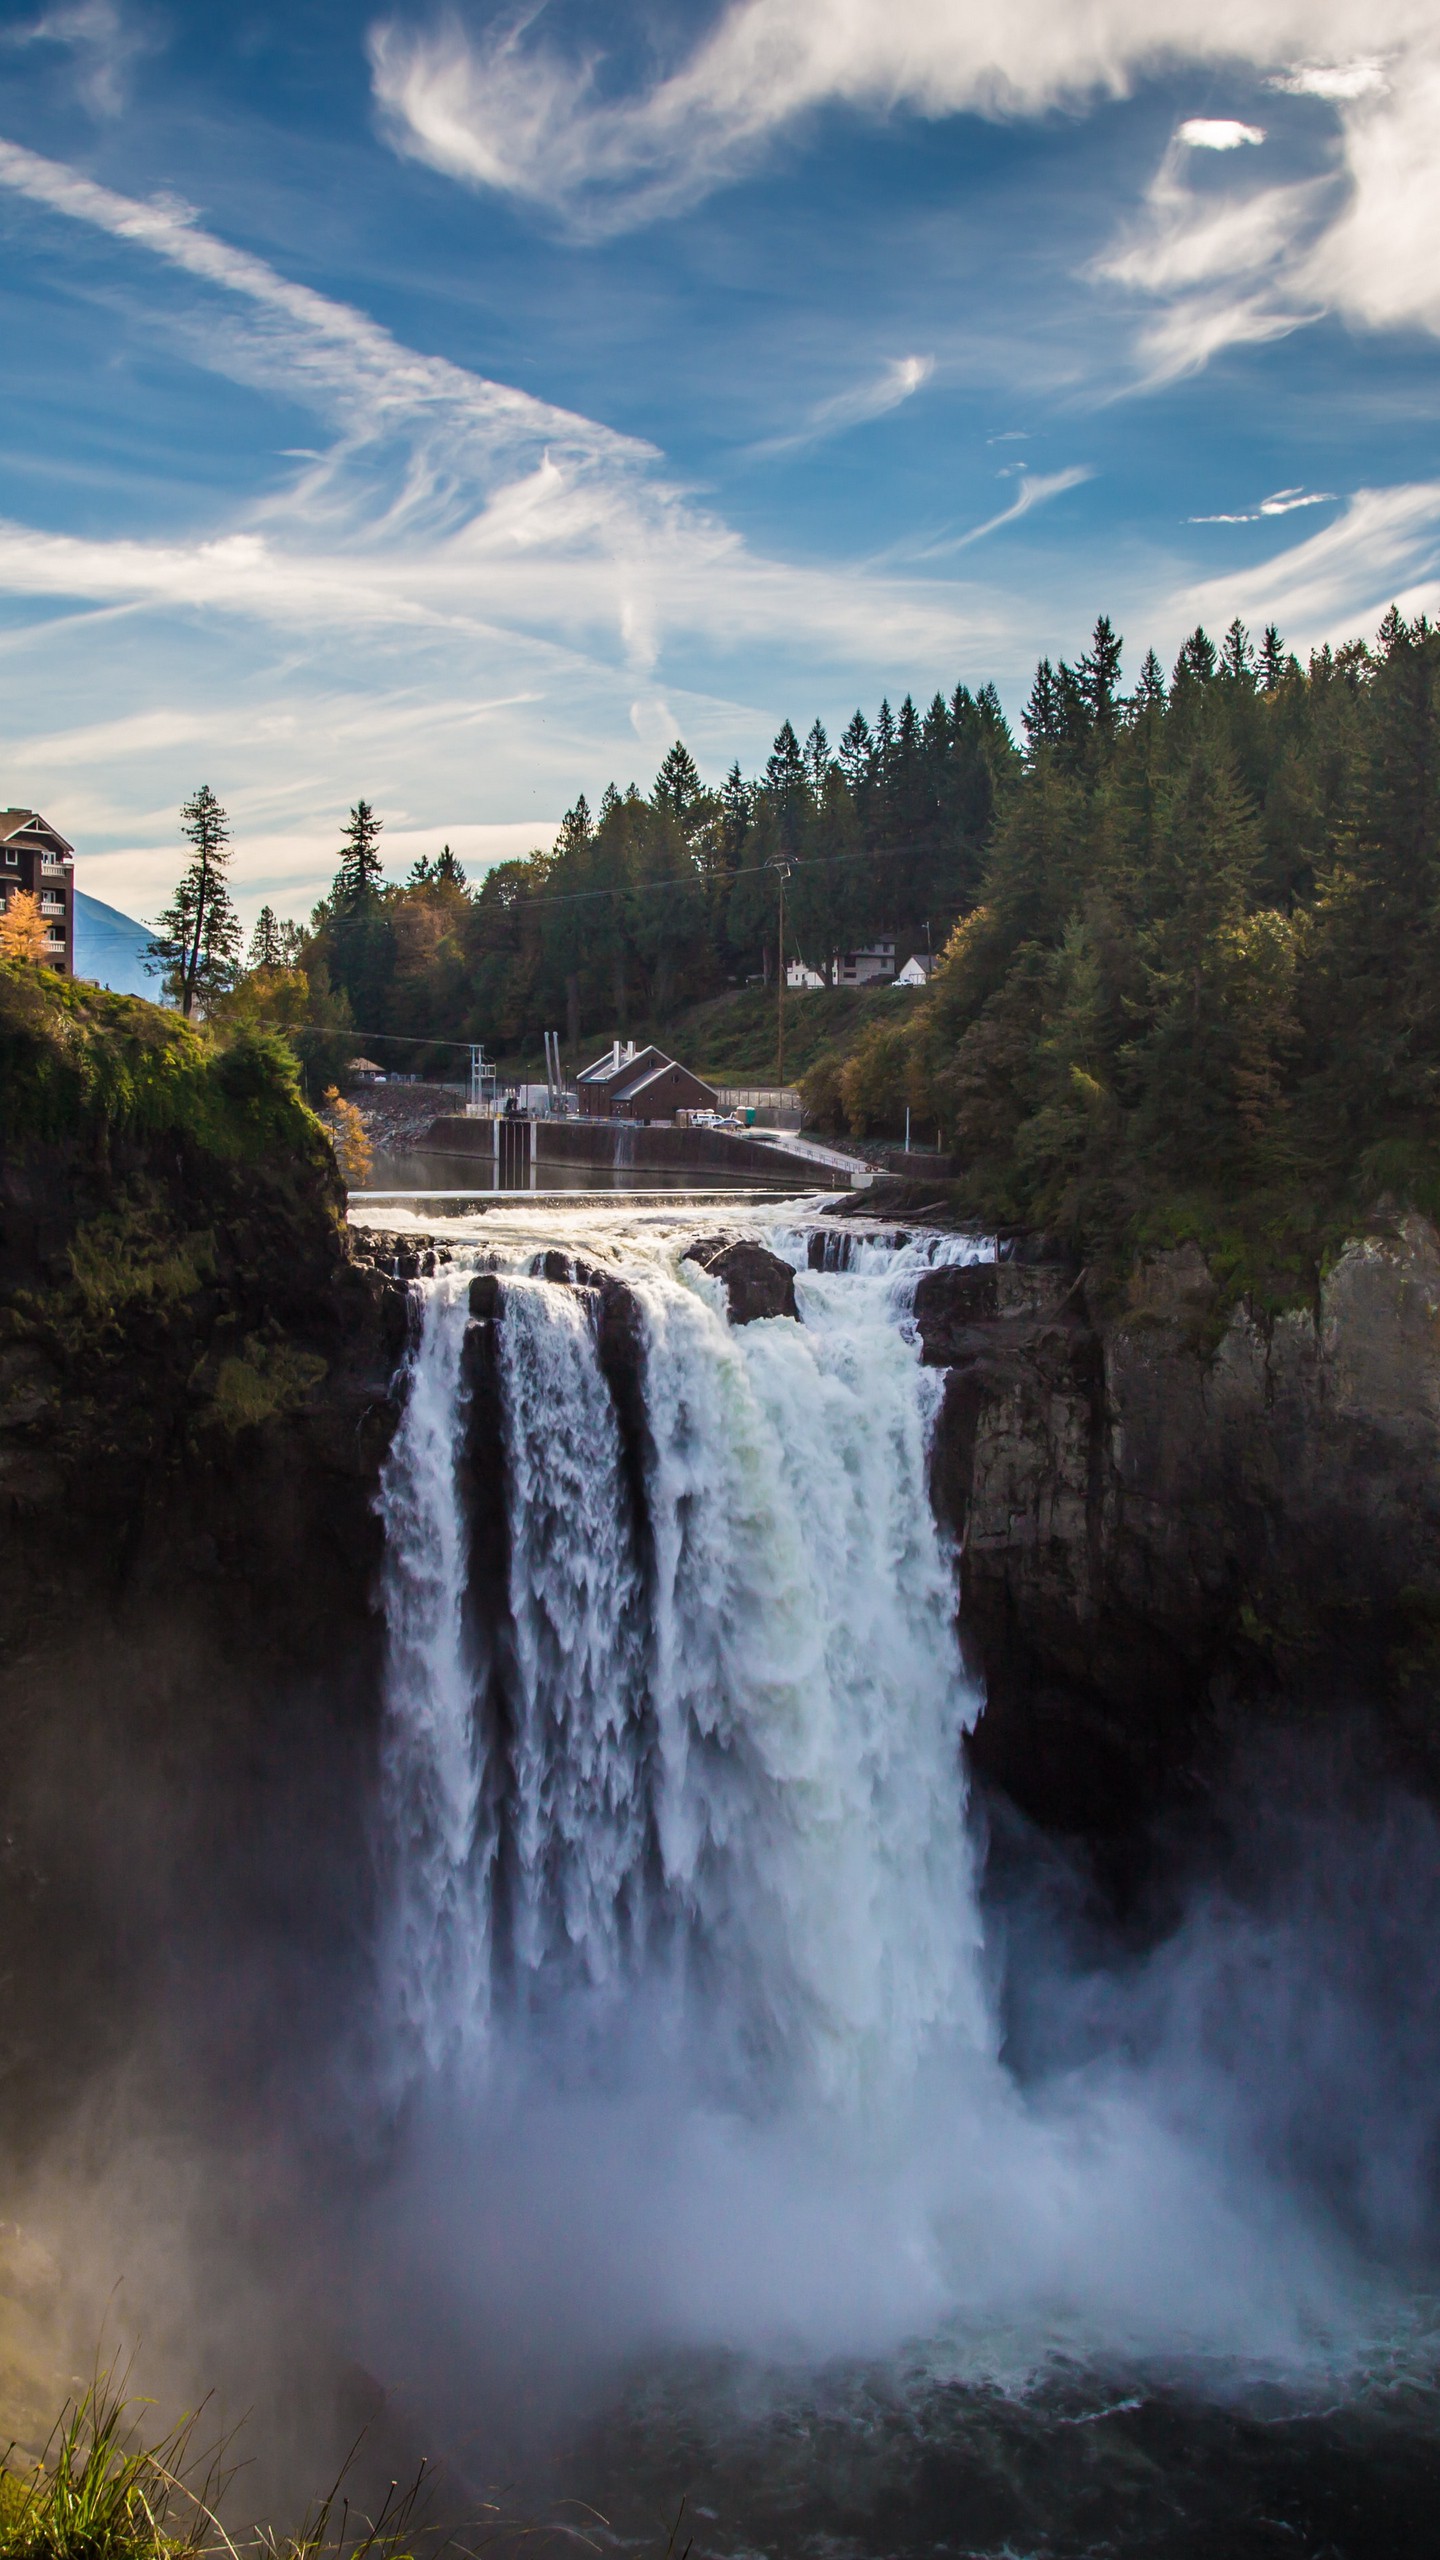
[785,959,825,990]
[893,952,937,988]
[834,938,896,985]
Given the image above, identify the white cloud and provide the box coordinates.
[2,0,154,117]
[366,4,1440,374]
[1183,481,1440,642]
[1270,60,1387,100]
[0,140,1029,917]
[1177,119,1266,148]
[899,466,1093,562]
[1188,487,1337,523]
[750,354,934,455]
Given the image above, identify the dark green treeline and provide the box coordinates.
[289,685,1013,1058]
[822,608,1440,1270]
[258,604,1440,1264]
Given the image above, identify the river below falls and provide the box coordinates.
[342,1197,1440,2558]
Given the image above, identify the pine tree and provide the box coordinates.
[653,742,703,821]
[1077,615,1123,732]
[150,785,241,1018]
[433,843,467,888]
[248,905,283,968]
[804,719,830,794]
[332,801,385,909]
[1024,659,1060,748]
[1135,650,1166,712]
[766,719,808,855]
[1260,626,1289,691]
[1172,627,1218,689]
[1221,619,1257,686]
[555,795,592,858]
[838,711,872,794]
[719,764,750,868]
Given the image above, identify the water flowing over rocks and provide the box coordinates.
[680,1236,799,1324]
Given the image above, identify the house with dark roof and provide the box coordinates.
[576,1040,719,1123]
[1,810,75,974]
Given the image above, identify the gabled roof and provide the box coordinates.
[0,808,75,856]
[578,1043,664,1085]
[611,1055,717,1103]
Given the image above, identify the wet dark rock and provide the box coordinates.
[682,1237,798,1324]
[0,1133,411,2135]
[806,1228,910,1271]
[929,1219,1440,1834]
[592,1276,650,1532]
[468,1272,502,1318]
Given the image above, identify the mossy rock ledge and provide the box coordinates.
[0,970,410,2142]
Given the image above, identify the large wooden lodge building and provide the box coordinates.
[1,810,75,973]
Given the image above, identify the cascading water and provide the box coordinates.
[366,1200,1429,2521]
[377,1267,494,2072]
[378,1222,988,2101]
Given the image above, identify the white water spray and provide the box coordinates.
[378,1223,987,2098]
[369,1210,1393,2379]
[378,1269,493,2071]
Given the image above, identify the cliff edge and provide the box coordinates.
[919,1220,1440,1830]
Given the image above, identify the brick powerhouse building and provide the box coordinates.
[576,1041,719,1123]
[1,810,75,973]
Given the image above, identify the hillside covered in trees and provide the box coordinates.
[818,609,1440,1279]
[222,603,1440,1273]
[248,683,1012,1070]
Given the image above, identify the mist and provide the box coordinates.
[8,1218,1440,2546]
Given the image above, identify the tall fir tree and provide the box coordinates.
[150,785,241,1018]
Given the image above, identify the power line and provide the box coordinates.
[454,833,952,919]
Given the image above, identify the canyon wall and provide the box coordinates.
[917,1220,1440,1830]
[0,1134,407,2134]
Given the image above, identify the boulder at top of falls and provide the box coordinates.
[683,1237,798,1325]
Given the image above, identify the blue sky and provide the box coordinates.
[1,0,1439,926]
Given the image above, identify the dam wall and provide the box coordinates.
[423,1114,840,1188]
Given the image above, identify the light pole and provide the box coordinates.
[771,857,791,1087]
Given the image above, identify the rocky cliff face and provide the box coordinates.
[0,1135,408,2137]
[918,1219,1440,1832]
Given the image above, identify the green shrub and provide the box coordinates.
[0,969,330,1174]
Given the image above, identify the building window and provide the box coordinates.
[3,849,17,867]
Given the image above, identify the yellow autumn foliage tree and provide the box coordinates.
[322,1085,374,1185]
[0,889,49,964]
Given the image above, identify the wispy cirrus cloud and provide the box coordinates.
[0,142,985,674]
[894,465,1093,564]
[1,0,155,117]
[1188,486,1336,524]
[1183,480,1440,641]
[0,137,1027,913]
[367,4,1440,379]
[749,354,934,457]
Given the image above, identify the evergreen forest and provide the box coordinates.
[218,605,1440,1274]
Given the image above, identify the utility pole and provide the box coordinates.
[772,857,791,1087]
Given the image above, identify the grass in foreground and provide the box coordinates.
[0,2381,635,2560]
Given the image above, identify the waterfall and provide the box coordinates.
[377,1269,495,2071]
[377,1226,988,2101]
[368,1215,1393,2387]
